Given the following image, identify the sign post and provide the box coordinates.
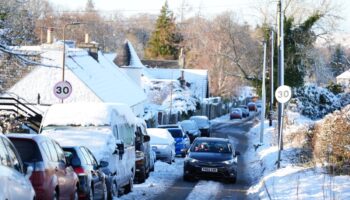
[275,85,291,168]
[53,81,72,102]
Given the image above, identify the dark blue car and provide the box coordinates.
[165,128,191,157]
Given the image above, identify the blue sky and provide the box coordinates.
[49,0,350,34]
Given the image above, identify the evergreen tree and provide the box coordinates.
[330,44,349,76]
[284,13,322,87]
[145,1,181,60]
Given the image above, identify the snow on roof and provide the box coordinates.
[146,68,208,99]
[126,41,144,69]
[7,45,146,111]
[337,70,350,79]
[147,128,174,145]
[41,102,137,127]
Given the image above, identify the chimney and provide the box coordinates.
[46,27,54,44]
[85,33,89,43]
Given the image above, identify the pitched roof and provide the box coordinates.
[337,70,350,79]
[7,44,147,112]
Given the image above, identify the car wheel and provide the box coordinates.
[228,176,237,184]
[107,180,118,200]
[102,180,108,200]
[53,189,59,200]
[183,174,191,181]
[124,177,133,194]
[88,186,93,200]
[138,167,146,183]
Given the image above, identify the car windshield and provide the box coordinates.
[181,121,197,130]
[190,140,231,153]
[167,128,183,138]
[191,117,209,127]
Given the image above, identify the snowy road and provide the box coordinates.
[120,113,258,200]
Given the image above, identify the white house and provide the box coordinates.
[336,70,350,92]
[6,43,147,116]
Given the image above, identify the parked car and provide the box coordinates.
[230,108,243,119]
[0,134,36,200]
[40,103,137,198]
[63,146,109,200]
[238,105,250,118]
[166,127,191,157]
[189,116,211,137]
[183,137,240,183]
[179,120,201,143]
[134,118,151,183]
[147,128,175,164]
[8,134,79,200]
[247,102,258,112]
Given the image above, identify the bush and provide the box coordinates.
[326,82,343,95]
[312,104,350,174]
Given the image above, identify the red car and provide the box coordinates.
[8,134,79,200]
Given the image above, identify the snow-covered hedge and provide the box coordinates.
[290,84,350,119]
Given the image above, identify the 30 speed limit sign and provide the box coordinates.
[53,81,72,100]
[275,85,292,103]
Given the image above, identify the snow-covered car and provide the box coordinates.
[147,128,176,164]
[0,134,36,200]
[230,108,243,119]
[238,105,250,117]
[179,120,201,143]
[189,115,211,137]
[8,134,79,200]
[183,137,240,183]
[40,103,137,198]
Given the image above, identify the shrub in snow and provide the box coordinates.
[312,104,350,173]
[290,84,350,119]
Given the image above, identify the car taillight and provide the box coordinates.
[30,171,45,186]
[74,167,85,175]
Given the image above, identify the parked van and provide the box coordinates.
[40,103,137,199]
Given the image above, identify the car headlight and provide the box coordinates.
[222,158,237,165]
[186,157,199,163]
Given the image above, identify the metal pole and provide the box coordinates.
[269,30,274,127]
[277,0,285,168]
[260,41,267,144]
[61,25,66,103]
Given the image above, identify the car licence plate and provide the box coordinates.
[201,167,218,172]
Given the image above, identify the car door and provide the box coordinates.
[1,137,34,200]
[82,147,104,198]
[51,140,77,199]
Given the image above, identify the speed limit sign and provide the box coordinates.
[275,85,292,103]
[53,81,72,100]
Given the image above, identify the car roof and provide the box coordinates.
[194,137,230,143]
[190,116,209,120]
[157,124,179,128]
[7,133,49,142]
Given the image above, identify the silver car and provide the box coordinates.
[0,134,36,200]
[147,128,176,164]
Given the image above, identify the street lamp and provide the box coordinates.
[62,22,82,82]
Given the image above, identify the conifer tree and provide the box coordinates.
[145,1,181,59]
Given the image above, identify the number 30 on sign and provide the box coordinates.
[275,85,292,104]
[53,81,72,100]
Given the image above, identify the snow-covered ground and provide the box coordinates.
[246,114,350,199]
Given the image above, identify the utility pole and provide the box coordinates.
[260,41,267,144]
[277,0,285,169]
[269,30,274,127]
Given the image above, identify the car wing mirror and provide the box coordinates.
[115,143,125,155]
[144,135,150,142]
[98,160,109,169]
[25,166,33,179]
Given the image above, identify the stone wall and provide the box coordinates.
[0,53,35,93]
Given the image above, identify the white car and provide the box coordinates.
[147,128,176,164]
[0,134,36,200]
